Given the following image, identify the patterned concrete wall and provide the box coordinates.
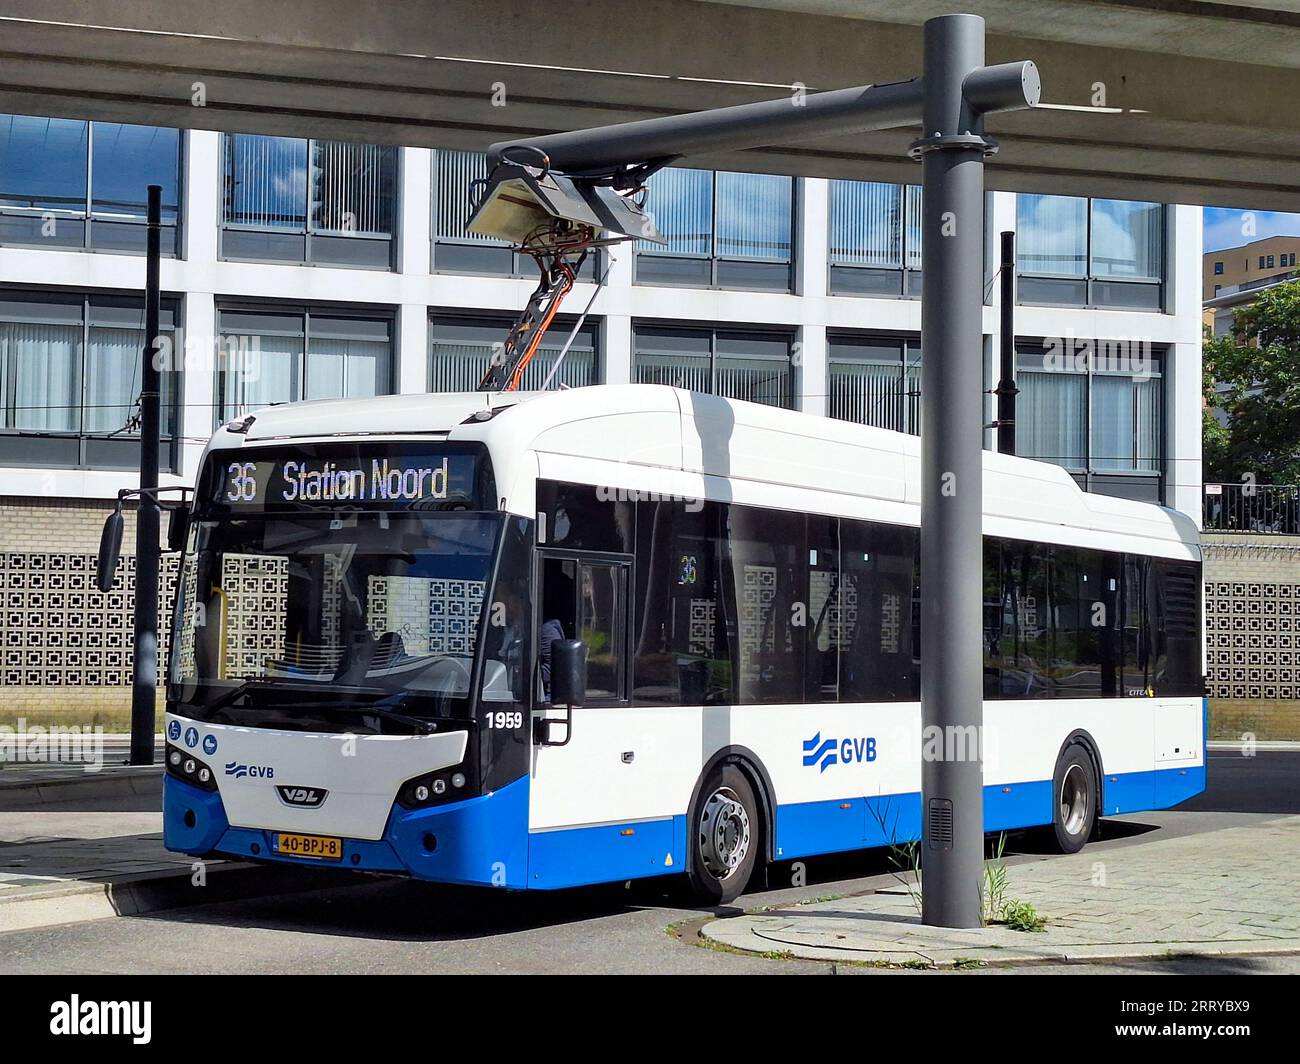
[0,496,173,722]
[1203,532,1300,740]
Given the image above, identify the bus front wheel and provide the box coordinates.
[686,764,759,906]
[1051,745,1098,854]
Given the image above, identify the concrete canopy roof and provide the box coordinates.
[0,0,1297,209]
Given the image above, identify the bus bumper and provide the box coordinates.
[164,774,530,888]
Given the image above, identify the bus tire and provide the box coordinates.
[686,764,759,906]
[1051,744,1097,854]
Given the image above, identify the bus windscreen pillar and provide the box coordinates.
[915,14,1001,928]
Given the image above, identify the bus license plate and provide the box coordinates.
[274,832,343,861]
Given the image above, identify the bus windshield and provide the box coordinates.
[169,511,508,730]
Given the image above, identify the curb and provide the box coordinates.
[0,766,163,805]
[0,861,353,934]
[697,920,1300,967]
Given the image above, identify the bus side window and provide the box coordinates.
[576,560,628,703]
[538,557,576,703]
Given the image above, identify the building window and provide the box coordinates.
[1266,255,1276,268]
[1213,260,1224,275]
[0,290,180,469]
[635,168,793,291]
[828,334,922,431]
[429,314,599,392]
[1017,194,1165,310]
[215,305,393,422]
[633,325,794,408]
[221,134,396,268]
[1214,284,1221,294]
[828,181,923,297]
[1016,341,1164,502]
[1258,255,1266,269]
[0,115,181,255]
[430,149,599,280]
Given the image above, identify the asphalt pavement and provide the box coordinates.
[0,750,1294,974]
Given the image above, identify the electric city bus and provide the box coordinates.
[158,385,1204,903]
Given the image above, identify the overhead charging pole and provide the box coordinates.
[913,16,995,927]
[474,12,1039,928]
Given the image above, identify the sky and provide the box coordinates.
[1203,207,1300,254]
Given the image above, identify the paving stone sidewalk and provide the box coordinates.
[703,816,1300,966]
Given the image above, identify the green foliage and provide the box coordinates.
[982,833,1010,926]
[1001,900,1047,933]
[1204,278,1300,484]
[865,799,923,916]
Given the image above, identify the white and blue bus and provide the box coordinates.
[162,385,1204,903]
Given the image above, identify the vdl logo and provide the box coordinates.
[225,761,274,780]
[802,732,877,773]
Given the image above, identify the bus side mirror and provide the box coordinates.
[536,639,586,748]
[550,639,587,709]
[96,510,124,592]
[167,507,191,552]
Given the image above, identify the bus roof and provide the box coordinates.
[206,385,1199,556]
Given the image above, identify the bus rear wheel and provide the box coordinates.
[686,764,759,906]
[1051,745,1098,854]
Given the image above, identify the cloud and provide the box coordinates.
[1203,207,1300,253]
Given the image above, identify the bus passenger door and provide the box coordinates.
[531,550,670,885]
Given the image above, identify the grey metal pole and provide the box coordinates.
[129,184,162,766]
[996,230,1018,455]
[916,13,990,928]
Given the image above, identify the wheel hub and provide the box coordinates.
[698,786,751,880]
[1060,763,1090,836]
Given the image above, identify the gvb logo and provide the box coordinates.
[802,732,877,773]
[225,761,274,780]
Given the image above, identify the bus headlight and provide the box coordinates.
[398,764,475,809]
[166,743,218,792]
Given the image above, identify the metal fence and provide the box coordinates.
[1204,484,1300,535]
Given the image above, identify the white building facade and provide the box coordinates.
[0,120,1203,714]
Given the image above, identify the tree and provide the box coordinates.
[1203,277,1300,485]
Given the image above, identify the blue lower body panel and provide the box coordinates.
[527,816,682,889]
[775,765,1205,859]
[164,759,1207,891]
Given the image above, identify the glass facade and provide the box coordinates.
[827,335,923,432]
[215,306,392,421]
[0,291,180,468]
[429,315,599,392]
[634,325,794,408]
[1016,341,1164,500]
[0,115,180,254]
[1017,194,1165,309]
[635,167,793,290]
[222,134,396,267]
[828,181,923,296]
